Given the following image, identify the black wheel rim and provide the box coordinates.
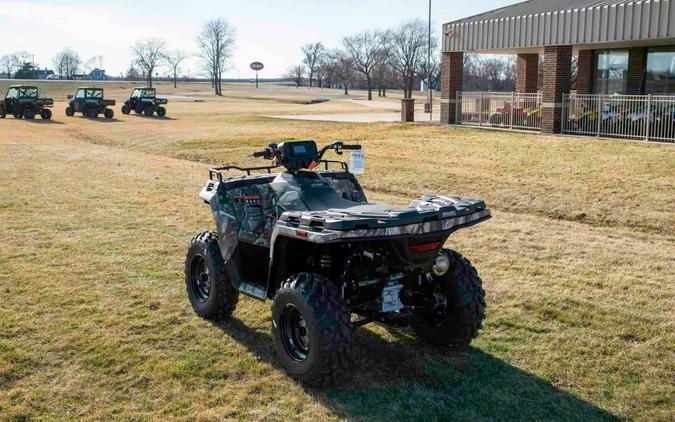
[190,255,210,302]
[418,286,449,327]
[279,304,310,362]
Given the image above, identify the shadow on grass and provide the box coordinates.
[23,119,65,125]
[218,318,619,421]
[72,116,123,123]
[127,114,177,121]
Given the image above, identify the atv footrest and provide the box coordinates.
[237,281,267,300]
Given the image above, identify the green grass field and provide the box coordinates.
[0,83,673,421]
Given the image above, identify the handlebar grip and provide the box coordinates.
[342,144,362,150]
[252,150,268,158]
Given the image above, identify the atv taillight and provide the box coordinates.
[409,242,441,253]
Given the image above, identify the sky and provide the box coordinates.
[0,0,517,78]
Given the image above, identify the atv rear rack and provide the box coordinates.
[208,159,349,180]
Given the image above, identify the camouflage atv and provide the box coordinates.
[186,140,490,386]
[120,87,167,117]
[65,87,116,119]
[0,85,53,120]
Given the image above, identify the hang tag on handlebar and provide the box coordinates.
[350,150,365,174]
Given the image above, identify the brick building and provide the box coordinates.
[441,0,675,133]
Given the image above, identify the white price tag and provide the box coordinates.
[350,150,365,174]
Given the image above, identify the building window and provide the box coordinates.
[594,50,628,94]
[645,47,675,94]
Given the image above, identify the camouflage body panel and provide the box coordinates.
[273,208,491,244]
[316,171,367,203]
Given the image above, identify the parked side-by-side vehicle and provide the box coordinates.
[0,85,53,120]
[121,87,168,117]
[65,87,116,119]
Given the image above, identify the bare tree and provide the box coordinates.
[287,65,305,88]
[162,50,187,88]
[388,19,437,98]
[0,54,18,78]
[53,48,81,80]
[343,31,387,100]
[82,55,104,77]
[301,42,325,87]
[324,49,355,95]
[131,38,166,88]
[416,46,441,90]
[197,18,236,96]
[372,62,397,97]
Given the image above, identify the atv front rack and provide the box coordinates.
[208,160,349,180]
[209,164,280,180]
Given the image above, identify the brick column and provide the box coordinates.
[516,54,539,93]
[627,47,647,95]
[576,50,594,94]
[441,52,463,124]
[401,99,415,122]
[542,46,572,134]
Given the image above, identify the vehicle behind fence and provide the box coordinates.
[562,94,675,142]
[457,92,542,131]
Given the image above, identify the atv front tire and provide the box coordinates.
[65,107,74,117]
[121,105,130,115]
[412,249,485,348]
[185,232,238,321]
[0,106,6,118]
[271,273,351,386]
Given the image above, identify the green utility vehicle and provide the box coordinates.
[121,87,168,117]
[65,87,115,119]
[0,85,53,120]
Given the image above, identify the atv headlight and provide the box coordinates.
[432,254,450,276]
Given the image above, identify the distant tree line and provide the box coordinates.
[286,19,439,100]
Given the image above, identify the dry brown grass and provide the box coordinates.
[0,84,673,421]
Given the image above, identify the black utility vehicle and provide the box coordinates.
[121,87,167,117]
[185,140,491,386]
[65,87,115,119]
[0,85,53,120]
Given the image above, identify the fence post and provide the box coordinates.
[479,92,483,126]
[510,91,515,129]
[456,91,460,124]
[597,93,603,137]
[645,94,652,142]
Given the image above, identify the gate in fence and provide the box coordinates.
[456,92,543,132]
[562,93,675,143]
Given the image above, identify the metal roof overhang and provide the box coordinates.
[443,0,675,54]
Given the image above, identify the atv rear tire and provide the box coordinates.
[40,109,52,120]
[157,106,166,117]
[185,232,238,321]
[23,109,36,120]
[65,107,74,117]
[271,273,351,386]
[144,106,154,117]
[412,249,485,348]
[121,105,130,115]
[104,108,114,119]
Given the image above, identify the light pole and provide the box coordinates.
[427,0,433,121]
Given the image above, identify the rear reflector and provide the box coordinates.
[409,242,441,253]
[296,231,308,238]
